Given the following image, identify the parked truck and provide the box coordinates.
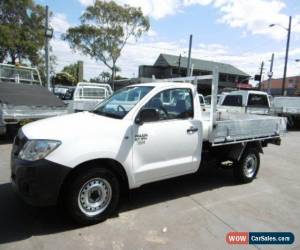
[219,90,271,114]
[0,64,68,137]
[11,70,286,225]
[271,96,300,127]
[73,82,113,112]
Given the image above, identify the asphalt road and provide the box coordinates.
[0,132,299,250]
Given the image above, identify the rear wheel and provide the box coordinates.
[64,167,120,225]
[287,115,294,128]
[233,148,260,183]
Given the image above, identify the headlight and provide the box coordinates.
[19,140,61,161]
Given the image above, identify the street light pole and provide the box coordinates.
[267,53,274,94]
[45,5,50,90]
[258,61,264,90]
[186,34,193,77]
[282,16,292,96]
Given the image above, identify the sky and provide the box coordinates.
[37,0,300,83]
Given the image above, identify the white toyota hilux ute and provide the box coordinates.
[11,73,286,225]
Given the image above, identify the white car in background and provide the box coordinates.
[218,90,271,115]
[271,96,300,127]
[198,94,207,111]
[73,82,113,112]
[204,94,225,105]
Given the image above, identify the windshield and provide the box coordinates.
[93,86,153,119]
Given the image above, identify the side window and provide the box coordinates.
[247,94,269,107]
[199,95,204,105]
[143,88,193,121]
[222,95,243,106]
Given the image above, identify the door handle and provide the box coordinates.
[187,127,198,133]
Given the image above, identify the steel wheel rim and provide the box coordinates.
[78,178,112,217]
[243,154,257,178]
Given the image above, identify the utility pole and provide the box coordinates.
[45,5,50,90]
[78,60,84,82]
[258,61,264,90]
[186,34,193,77]
[267,53,274,94]
[282,16,292,96]
[178,54,182,76]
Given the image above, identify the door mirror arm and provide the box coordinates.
[135,115,144,125]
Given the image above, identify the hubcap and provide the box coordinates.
[78,178,112,217]
[243,154,257,178]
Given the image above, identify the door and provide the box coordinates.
[132,88,202,186]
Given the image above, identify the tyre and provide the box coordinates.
[7,124,20,139]
[287,115,294,128]
[233,148,260,183]
[64,167,120,225]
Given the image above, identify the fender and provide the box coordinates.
[228,141,263,162]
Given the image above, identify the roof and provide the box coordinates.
[131,81,194,89]
[154,54,249,77]
[228,90,268,95]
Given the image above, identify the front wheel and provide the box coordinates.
[233,148,260,183]
[64,167,120,225]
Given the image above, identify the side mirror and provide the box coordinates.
[136,108,159,125]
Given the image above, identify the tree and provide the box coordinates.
[0,0,46,65]
[37,51,57,85]
[90,71,112,83]
[52,72,76,86]
[62,63,79,82]
[100,71,111,82]
[63,0,149,89]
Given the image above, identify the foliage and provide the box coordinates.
[63,0,149,88]
[0,0,46,65]
[100,71,111,81]
[62,63,79,82]
[37,51,57,85]
[52,72,76,86]
[89,69,124,83]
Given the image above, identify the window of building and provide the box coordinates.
[228,75,236,83]
[219,74,227,82]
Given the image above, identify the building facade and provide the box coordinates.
[261,76,300,96]
[139,54,250,95]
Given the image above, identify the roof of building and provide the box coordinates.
[154,54,249,77]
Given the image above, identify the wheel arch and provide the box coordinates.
[227,141,263,162]
[58,158,130,202]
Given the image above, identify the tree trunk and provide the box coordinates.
[111,64,115,91]
[9,50,16,65]
[0,49,7,63]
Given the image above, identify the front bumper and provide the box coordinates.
[11,151,71,207]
